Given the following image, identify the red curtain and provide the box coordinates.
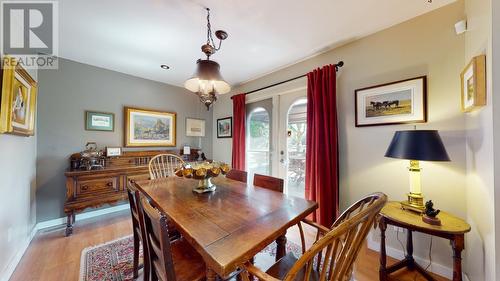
[305,64,339,227]
[232,93,246,170]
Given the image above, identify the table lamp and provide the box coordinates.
[385,130,450,213]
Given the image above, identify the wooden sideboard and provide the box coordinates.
[64,149,202,236]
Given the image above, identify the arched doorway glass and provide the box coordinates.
[286,98,307,198]
[247,107,271,180]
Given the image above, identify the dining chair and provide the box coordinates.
[226,169,248,183]
[139,195,206,281]
[253,174,284,193]
[126,185,151,280]
[238,192,387,281]
[149,154,185,180]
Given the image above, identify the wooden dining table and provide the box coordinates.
[132,176,318,280]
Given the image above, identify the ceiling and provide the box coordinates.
[59,0,455,88]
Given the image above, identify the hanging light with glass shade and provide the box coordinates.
[184,8,230,110]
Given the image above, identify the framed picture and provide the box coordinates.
[461,55,486,112]
[106,147,122,157]
[124,107,176,147]
[355,76,427,127]
[217,117,232,138]
[186,118,205,137]
[85,111,114,131]
[0,56,38,136]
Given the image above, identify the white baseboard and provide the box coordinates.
[366,233,469,280]
[0,224,38,281]
[35,204,130,231]
[0,204,130,281]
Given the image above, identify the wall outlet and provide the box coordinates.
[393,226,405,233]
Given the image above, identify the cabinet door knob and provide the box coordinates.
[106,182,113,187]
[81,185,89,191]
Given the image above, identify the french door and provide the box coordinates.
[246,88,307,198]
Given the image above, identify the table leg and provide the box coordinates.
[207,267,217,281]
[65,212,74,237]
[379,218,388,281]
[276,232,287,262]
[451,235,465,281]
[406,230,415,270]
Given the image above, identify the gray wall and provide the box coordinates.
[0,64,37,279]
[213,2,467,276]
[36,58,213,222]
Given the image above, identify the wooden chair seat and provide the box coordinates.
[152,237,206,281]
[266,253,319,281]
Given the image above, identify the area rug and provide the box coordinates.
[80,235,302,281]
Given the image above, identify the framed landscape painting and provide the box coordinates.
[217,117,232,138]
[0,56,38,136]
[124,107,176,147]
[355,76,427,127]
[85,111,114,131]
[461,55,486,112]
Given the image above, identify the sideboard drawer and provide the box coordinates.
[76,176,120,197]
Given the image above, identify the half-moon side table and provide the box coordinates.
[378,201,471,281]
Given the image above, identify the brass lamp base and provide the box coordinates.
[400,193,425,213]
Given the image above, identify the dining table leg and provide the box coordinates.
[206,267,217,281]
[276,232,287,261]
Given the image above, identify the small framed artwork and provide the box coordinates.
[217,117,232,138]
[0,56,38,136]
[106,147,122,157]
[355,76,427,127]
[186,118,205,137]
[461,55,486,112]
[124,107,176,147]
[85,111,114,131]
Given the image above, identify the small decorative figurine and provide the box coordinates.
[422,200,441,225]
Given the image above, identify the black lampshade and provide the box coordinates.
[385,130,451,161]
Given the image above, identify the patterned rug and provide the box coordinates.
[80,235,302,281]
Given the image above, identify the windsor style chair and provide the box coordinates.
[148,154,185,180]
[238,192,387,281]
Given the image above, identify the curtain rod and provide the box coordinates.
[231,61,344,98]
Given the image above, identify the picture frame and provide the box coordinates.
[355,76,427,127]
[0,56,38,136]
[124,107,176,147]
[461,55,486,112]
[85,111,115,131]
[185,118,205,137]
[217,117,232,138]
[106,147,122,157]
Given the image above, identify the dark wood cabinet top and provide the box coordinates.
[132,176,317,278]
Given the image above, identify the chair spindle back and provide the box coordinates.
[149,154,185,180]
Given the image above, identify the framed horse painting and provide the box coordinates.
[355,76,427,127]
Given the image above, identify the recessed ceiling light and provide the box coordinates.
[160,64,170,70]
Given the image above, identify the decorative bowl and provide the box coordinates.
[175,161,230,193]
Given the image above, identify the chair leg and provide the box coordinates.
[133,230,140,279]
[143,240,150,281]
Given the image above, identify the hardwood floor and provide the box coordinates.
[10,210,449,281]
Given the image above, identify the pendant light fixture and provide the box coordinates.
[184,8,230,110]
